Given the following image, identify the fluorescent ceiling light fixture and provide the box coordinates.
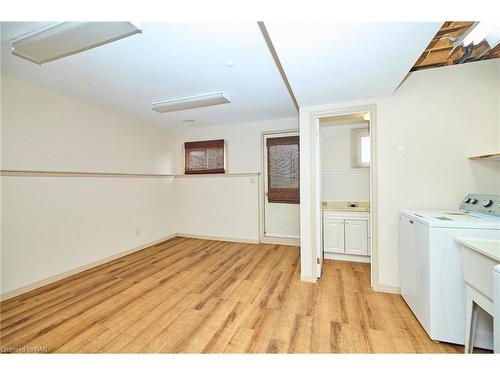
[462,22,499,46]
[11,22,141,64]
[152,91,231,113]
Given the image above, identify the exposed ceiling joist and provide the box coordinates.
[412,21,500,71]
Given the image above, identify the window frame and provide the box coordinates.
[266,135,300,204]
[351,127,370,169]
[184,139,226,175]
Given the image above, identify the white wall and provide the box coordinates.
[1,176,176,294]
[376,59,500,288]
[171,117,298,174]
[1,77,174,174]
[174,175,260,242]
[172,118,300,239]
[300,59,500,287]
[1,77,176,295]
[320,124,370,202]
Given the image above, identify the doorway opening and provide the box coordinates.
[260,130,300,246]
[313,107,375,285]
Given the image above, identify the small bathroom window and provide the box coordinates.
[352,127,370,168]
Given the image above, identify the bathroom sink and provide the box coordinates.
[321,200,370,212]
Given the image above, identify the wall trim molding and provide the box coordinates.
[0,170,261,178]
[324,252,371,263]
[260,236,300,246]
[0,234,178,301]
[174,173,260,179]
[0,170,176,178]
[373,284,401,295]
[300,274,317,283]
[176,233,259,244]
[322,168,369,175]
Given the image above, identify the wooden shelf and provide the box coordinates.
[469,152,500,161]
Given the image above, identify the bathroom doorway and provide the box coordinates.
[312,107,376,285]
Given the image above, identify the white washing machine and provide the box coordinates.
[399,194,500,349]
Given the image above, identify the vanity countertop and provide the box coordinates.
[321,201,370,212]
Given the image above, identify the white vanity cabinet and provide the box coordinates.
[323,211,370,261]
[345,220,368,255]
[323,218,345,253]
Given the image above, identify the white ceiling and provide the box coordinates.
[0,22,297,127]
[1,22,441,127]
[264,22,442,107]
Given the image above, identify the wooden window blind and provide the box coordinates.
[266,136,300,204]
[184,139,225,174]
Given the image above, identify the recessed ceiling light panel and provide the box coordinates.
[11,22,142,65]
[152,91,231,113]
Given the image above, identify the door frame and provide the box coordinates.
[260,129,300,246]
[310,104,378,288]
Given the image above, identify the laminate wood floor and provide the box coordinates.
[0,237,466,353]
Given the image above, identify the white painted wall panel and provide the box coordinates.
[1,76,174,174]
[1,176,175,293]
[174,176,260,242]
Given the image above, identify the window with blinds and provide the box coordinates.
[266,136,300,204]
[184,139,225,174]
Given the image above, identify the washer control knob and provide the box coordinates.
[482,199,493,208]
[464,198,471,203]
[470,199,478,204]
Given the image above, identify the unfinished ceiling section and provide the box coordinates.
[412,22,500,71]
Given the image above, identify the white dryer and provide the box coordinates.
[399,194,500,349]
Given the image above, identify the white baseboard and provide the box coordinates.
[300,274,317,283]
[176,233,259,244]
[0,234,177,301]
[260,236,300,246]
[324,252,371,263]
[373,284,401,294]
